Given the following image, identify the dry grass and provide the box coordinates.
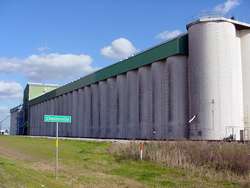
[1,136,250,187]
[109,141,250,176]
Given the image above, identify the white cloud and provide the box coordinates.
[156,30,182,41]
[213,0,240,15]
[0,81,23,99]
[0,58,21,73]
[0,53,99,83]
[37,46,50,53]
[23,53,97,81]
[101,38,137,60]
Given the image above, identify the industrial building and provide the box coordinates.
[10,83,58,135]
[10,17,250,140]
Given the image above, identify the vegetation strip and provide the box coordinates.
[0,136,249,188]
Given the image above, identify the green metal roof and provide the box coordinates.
[29,34,188,106]
[26,83,59,101]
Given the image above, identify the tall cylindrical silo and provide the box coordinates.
[139,66,153,139]
[107,78,118,138]
[68,92,73,137]
[167,55,188,139]
[99,81,108,138]
[34,105,38,135]
[240,30,250,131]
[151,61,169,139]
[38,104,41,136]
[44,100,49,136]
[54,97,59,136]
[58,96,63,137]
[117,74,128,138]
[29,106,34,135]
[37,103,41,136]
[50,99,55,136]
[127,70,139,139]
[42,101,46,136]
[77,88,84,137]
[33,105,37,136]
[84,87,92,137]
[35,104,39,136]
[45,100,50,136]
[49,99,54,136]
[44,101,48,136]
[65,93,70,137]
[31,105,35,136]
[91,84,100,138]
[188,20,244,140]
[40,102,45,136]
[37,104,40,136]
[62,94,68,137]
[72,90,78,137]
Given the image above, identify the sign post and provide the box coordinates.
[44,115,72,179]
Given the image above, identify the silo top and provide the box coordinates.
[186,17,250,30]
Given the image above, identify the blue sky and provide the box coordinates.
[0,0,249,128]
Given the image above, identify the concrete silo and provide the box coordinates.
[167,56,188,139]
[187,18,244,140]
[240,29,250,139]
[117,74,128,139]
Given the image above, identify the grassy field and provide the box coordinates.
[0,136,249,188]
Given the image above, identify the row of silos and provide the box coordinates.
[29,56,188,139]
[28,18,250,140]
[187,18,250,140]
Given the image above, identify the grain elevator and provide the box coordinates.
[10,17,250,140]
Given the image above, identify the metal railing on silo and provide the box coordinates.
[244,127,250,141]
[225,126,250,141]
[225,126,244,141]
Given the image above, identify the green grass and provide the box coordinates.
[0,136,248,188]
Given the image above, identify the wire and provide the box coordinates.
[0,115,10,123]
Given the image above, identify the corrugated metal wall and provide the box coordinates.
[29,57,188,139]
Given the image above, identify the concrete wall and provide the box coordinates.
[29,58,188,139]
[240,30,250,128]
